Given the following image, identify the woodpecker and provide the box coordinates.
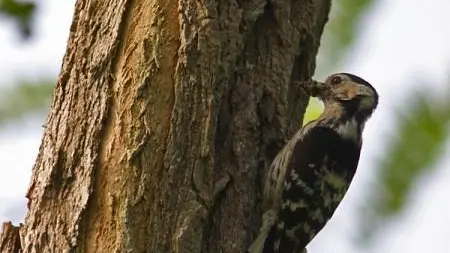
[248,73,379,253]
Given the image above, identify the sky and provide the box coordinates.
[0,0,450,252]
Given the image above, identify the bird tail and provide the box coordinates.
[247,229,269,253]
[248,210,278,253]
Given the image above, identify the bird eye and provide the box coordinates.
[331,76,342,85]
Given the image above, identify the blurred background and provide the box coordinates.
[0,0,449,252]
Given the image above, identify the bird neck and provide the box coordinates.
[315,102,366,143]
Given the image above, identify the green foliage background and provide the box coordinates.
[0,0,35,38]
[0,80,53,123]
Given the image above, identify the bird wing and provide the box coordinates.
[262,121,318,211]
[266,126,361,253]
[248,122,317,253]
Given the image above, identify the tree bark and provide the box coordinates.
[0,222,21,253]
[1,0,331,252]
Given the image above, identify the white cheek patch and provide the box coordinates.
[335,119,358,141]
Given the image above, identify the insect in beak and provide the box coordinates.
[308,80,328,100]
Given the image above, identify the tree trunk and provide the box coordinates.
[2,0,331,252]
[0,222,21,252]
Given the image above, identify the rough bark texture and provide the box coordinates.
[0,222,21,253]
[2,0,331,252]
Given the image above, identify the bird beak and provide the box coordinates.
[309,80,328,100]
[356,85,374,97]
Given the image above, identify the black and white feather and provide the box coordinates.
[249,73,379,253]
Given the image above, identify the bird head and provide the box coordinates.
[312,73,379,122]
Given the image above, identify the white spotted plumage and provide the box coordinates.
[248,73,378,253]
